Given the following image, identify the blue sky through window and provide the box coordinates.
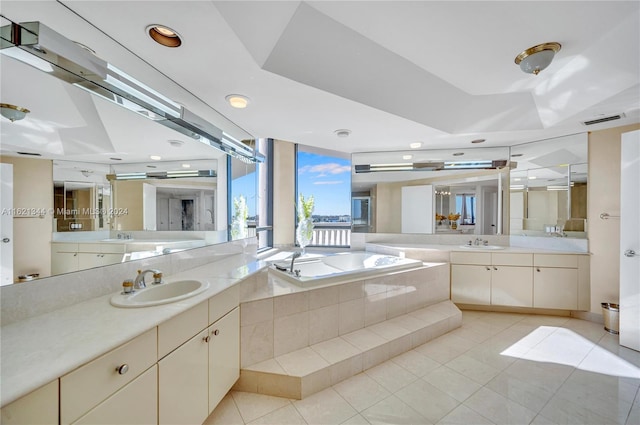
[297,151,351,217]
[232,172,256,217]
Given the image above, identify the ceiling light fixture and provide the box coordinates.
[410,142,422,149]
[225,94,250,109]
[515,42,561,75]
[0,103,30,122]
[146,25,182,48]
[471,139,486,144]
[182,164,191,168]
[168,139,185,147]
[150,155,162,161]
[334,129,351,138]
[402,155,413,160]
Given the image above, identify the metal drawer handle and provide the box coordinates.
[485,266,490,271]
[203,335,211,343]
[212,329,220,336]
[2,237,9,243]
[116,364,129,375]
[493,267,498,271]
[624,249,637,258]
[536,268,541,272]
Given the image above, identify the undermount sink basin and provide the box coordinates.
[459,245,505,250]
[110,279,209,308]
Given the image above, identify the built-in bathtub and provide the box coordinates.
[269,251,423,287]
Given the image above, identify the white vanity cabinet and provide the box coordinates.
[51,243,80,275]
[0,380,58,425]
[533,254,579,310]
[60,328,157,425]
[158,285,240,425]
[451,252,533,307]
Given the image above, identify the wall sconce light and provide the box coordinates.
[0,103,30,122]
[515,42,561,75]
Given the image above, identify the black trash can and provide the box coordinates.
[601,302,619,335]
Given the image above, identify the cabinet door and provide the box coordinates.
[73,366,157,425]
[451,264,491,305]
[0,380,58,425]
[98,253,125,266]
[491,266,533,307]
[533,267,578,309]
[208,307,240,413]
[52,251,79,274]
[159,329,209,425]
[77,253,100,270]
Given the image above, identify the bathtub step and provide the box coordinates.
[234,300,462,399]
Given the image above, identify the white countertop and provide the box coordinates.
[0,254,266,407]
[366,242,589,255]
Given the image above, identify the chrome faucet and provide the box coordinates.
[134,269,164,289]
[289,251,302,273]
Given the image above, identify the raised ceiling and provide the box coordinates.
[1,1,638,161]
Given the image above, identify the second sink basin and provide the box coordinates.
[459,245,505,250]
[110,279,210,308]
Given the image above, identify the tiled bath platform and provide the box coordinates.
[234,263,462,399]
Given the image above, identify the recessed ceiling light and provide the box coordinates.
[410,142,422,149]
[402,155,413,160]
[225,94,250,109]
[150,155,162,161]
[514,178,522,182]
[334,129,351,138]
[110,157,122,161]
[182,163,191,168]
[452,152,465,156]
[471,139,486,144]
[528,176,537,180]
[168,139,185,147]
[147,25,182,48]
[511,153,523,157]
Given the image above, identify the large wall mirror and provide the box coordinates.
[0,15,256,285]
[351,133,588,238]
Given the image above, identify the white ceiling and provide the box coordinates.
[0,0,639,163]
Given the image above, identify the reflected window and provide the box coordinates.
[456,194,476,225]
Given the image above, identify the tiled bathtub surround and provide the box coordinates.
[236,264,459,399]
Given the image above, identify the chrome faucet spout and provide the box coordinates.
[134,269,163,289]
[290,251,302,273]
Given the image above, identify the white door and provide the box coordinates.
[1,163,14,286]
[620,130,640,351]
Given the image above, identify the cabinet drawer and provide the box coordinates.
[78,243,103,253]
[492,253,533,267]
[73,365,157,425]
[450,251,491,265]
[534,254,578,268]
[60,328,157,425]
[158,301,208,359]
[209,285,240,325]
[1,380,58,425]
[100,243,126,254]
[52,243,78,253]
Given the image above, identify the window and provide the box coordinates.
[456,193,476,225]
[296,145,351,247]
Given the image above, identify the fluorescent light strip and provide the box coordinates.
[2,46,54,72]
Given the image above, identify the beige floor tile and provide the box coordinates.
[539,395,616,425]
[436,404,495,425]
[504,358,574,393]
[414,333,476,364]
[463,387,537,425]
[486,371,555,413]
[395,379,459,423]
[391,349,441,377]
[248,403,306,425]
[204,393,245,425]
[423,366,482,402]
[293,387,357,425]
[444,354,500,385]
[365,360,418,393]
[333,373,391,412]
[231,391,291,424]
[361,395,428,425]
[341,413,371,424]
